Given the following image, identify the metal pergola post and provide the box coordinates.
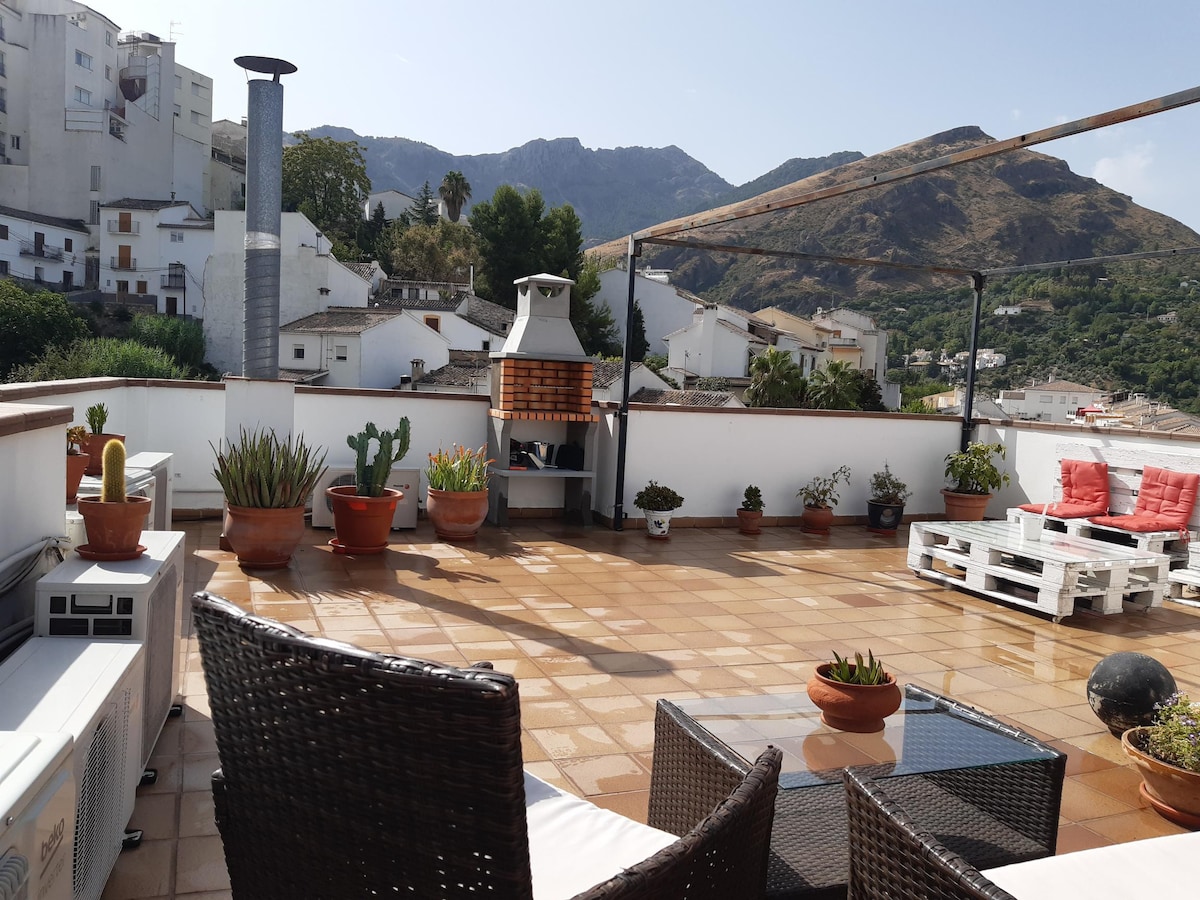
[612,237,641,530]
[961,273,986,452]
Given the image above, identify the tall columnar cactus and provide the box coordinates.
[86,402,109,435]
[347,419,411,497]
[100,438,127,502]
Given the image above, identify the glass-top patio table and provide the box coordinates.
[661,684,1065,899]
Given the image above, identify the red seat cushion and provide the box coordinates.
[1019,501,1107,518]
[1017,459,1110,518]
[1133,465,1198,528]
[1088,514,1184,533]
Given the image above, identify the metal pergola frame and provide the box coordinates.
[611,85,1200,529]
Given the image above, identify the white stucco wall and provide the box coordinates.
[596,269,699,357]
[0,212,88,287]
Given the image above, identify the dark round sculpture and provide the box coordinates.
[1087,652,1176,737]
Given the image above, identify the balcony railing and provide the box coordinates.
[160,274,186,289]
[107,221,140,234]
[18,242,65,261]
[110,257,137,270]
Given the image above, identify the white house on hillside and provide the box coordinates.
[375,292,514,353]
[98,198,210,314]
[589,359,674,403]
[595,268,705,357]
[0,205,90,289]
[209,119,247,212]
[664,304,767,381]
[997,379,1106,424]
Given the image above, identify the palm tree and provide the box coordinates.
[744,347,806,408]
[807,360,862,410]
[439,171,472,223]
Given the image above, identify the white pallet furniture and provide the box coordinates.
[1168,542,1200,599]
[908,520,1170,622]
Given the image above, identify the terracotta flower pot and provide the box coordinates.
[941,488,992,521]
[1122,726,1200,828]
[66,453,89,502]
[76,495,150,560]
[223,504,307,569]
[426,488,489,541]
[81,432,126,476]
[806,663,902,733]
[801,505,834,534]
[326,485,401,554]
[736,508,763,535]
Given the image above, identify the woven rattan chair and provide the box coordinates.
[192,591,781,899]
[844,768,1017,900]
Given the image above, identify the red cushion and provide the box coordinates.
[1018,501,1107,518]
[1132,465,1199,528]
[1088,514,1185,533]
[1062,459,1109,507]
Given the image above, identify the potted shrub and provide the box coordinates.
[212,428,327,569]
[75,438,151,560]
[806,650,902,733]
[425,445,492,541]
[797,465,851,534]
[866,464,911,535]
[66,424,89,502]
[634,480,684,540]
[942,441,1009,521]
[326,420,410,555]
[81,402,125,476]
[1121,692,1200,827]
[737,485,765,535]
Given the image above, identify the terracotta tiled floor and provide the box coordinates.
[102,519,1200,899]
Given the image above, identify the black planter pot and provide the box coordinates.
[866,500,905,535]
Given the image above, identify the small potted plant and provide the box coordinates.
[66,424,90,502]
[75,438,151,560]
[737,485,765,535]
[211,428,327,568]
[1121,692,1200,827]
[425,444,493,541]
[806,650,902,733]
[326,420,411,554]
[634,480,684,539]
[942,441,1009,521]
[797,465,851,534]
[866,464,911,535]
[81,402,125,476]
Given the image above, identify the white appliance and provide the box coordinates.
[125,453,173,532]
[0,640,144,900]
[311,467,420,529]
[0,732,74,900]
[35,532,184,769]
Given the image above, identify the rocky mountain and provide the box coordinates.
[590,126,1200,315]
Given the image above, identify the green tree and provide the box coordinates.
[745,347,806,408]
[539,204,584,281]
[569,258,621,356]
[438,171,472,224]
[411,181,440,227]
[389,221,478,283]
[128,314,207,373]
[469,186,546,306]
[281,133,371,248]
[629,300,650,361]
[852,369,887,411]
[0,281,89,377]
[807,360,861,410]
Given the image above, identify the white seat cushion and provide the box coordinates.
[524,771,678,899]
[983,831,1200,898]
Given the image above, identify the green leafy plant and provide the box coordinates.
[347,420,411,497]
[869,464,911,505]
[944,441,1010,495]
[741,485,765,512]
[211,428,328,509]
[797,465,851,509]
[67,425,88,455]
[824,650,890,686]
[100,438,126,503]
[1144,692,1200,774]
[426,445,492,492]
[85,402,108,434]
[635,480,684,511]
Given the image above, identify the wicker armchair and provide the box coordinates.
[192,592,781,899]
[844,768,1018,900]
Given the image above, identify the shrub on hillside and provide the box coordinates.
[129,314,207,372]
[0,282,89,377]
[9,338,190,382]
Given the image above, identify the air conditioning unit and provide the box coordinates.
[36,531,184,769]
[0,732,75,900]
[0,640,144,900]
[311,467,420,529]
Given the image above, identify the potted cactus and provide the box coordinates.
[75,438,150,559]
[80,402,125,476]
[326,420,411,554]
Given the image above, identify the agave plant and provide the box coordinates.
[824,650,889,686]
[211,428,327,509]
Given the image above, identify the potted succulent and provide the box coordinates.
[634,480,684,539]
[425,444,493,541]
[1121,692,1200,828]
[326,420,411,555]
[806,650,902,733]
[81,402,125,476]
[737,484,765,535]
[211,428,327,568]
[942,440,1009,521]
[866,464,911,535]
[797,465,851,534]
[66,424,90,502]
[75,438,151,560]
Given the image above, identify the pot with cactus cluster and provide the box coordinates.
[326,419,410,554]
[75,438,150,560]
[80,402,126,477]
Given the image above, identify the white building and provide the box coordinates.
[0,204,89,288]
[997,379,1106,424]
[365,189,419,222]
[663,304,766,381]
[594,267,708,357]
[374,292,513,353]
[811,307,898,408]
[98,198,210,314]
[209,119,246,212]
[589,359,674,403]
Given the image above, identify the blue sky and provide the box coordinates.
[100,0,1200,234]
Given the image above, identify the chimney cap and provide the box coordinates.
[513,273,574,287]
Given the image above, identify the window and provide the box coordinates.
[1039,395,1053,404]
[0,50,6,77]
[190,110,206,126]
[136,280,147,294]
[0,261,7,276]
[0,87,6,114]
[10,136,18,150]
[62,272,73,289]
[335,345,348,361]
[170,231,184,243]
[116,280,129,294]
[174,74,182,89]
[64,238,73,251]
[74,86,92,106]
[106,31,113,47]
[423,315,441,331]
[173,104,181,118]
[34,267,45,283]
[293,346,305,360]
[1059,396,1066,404]
[75,50,92,70]
[90,165,101,191]
[89,201,99,224]
[191,81,203,96]
[105,65,112,81]
[0,224,7,240]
